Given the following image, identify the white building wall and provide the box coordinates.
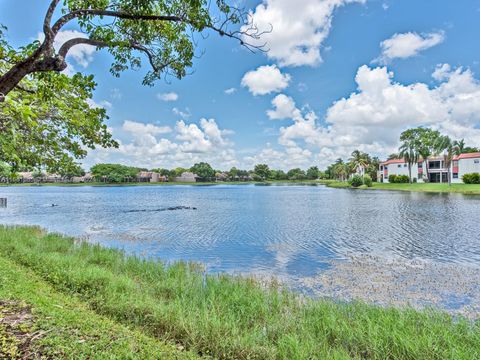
[458,158,480,182]
[382,162,421,183]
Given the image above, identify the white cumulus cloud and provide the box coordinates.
[85,118,236,169]
[242,0,366,67]
[241,65,291,95]
[267,94,303,121]
[376,31,445,63]
[157,92,179,102]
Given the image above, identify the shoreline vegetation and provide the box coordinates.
[322,180,480,195]
[1,179,480,195]
[0,226,479,359]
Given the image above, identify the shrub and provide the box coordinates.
[395,175,410,183]
[388,174,397,183]
[463,173,480,184]
[413,178,417,183]
[363,174,373,187]
[349,175,364,187]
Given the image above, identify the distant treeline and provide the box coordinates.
[88,162,327,183]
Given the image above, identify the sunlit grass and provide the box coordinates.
[0,226,478,359]
[326,181,480,194]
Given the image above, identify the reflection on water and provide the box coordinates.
[0,184,479,282]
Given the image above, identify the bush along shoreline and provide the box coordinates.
[0,226,479,359]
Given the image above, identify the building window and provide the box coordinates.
[453,161,458,167]
[404,164,407,167]
[398,164,402,168]
[453,173,459,179]
[475,160,479,164]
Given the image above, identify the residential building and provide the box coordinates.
[174,172,198,182]
[137,171,167,183]
[72,173,94,183]
[378,152,480,183]
[17,172,34,183]
[215,172,229,181]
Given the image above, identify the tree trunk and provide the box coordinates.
[0,50,66,101]
[424,162,429,183]
[408,164,412,183]
[0,59,36,100]
[446,167,450,186]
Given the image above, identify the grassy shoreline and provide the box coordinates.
[1,226,478,359]
[325,181,480,195]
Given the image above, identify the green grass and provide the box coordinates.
[0,239,199,359]
[0,226,479,359]
[325,181,480,194]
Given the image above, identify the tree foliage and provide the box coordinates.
[91,163,139,182]
[0,72,117,172]
[306,166,319,180]
[254,164,270,180]
[0,25,117,172]
[190,162,214,180]
[286,168,306,180]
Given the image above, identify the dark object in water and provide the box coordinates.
[51,204,59,207]
[125,206,197,213]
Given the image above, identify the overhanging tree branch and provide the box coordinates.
[1,1,268,101]
[58,38,109,59]
[52,10,184,35]
[43,0,61,44]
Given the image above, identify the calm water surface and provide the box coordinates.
[1,184,479,282]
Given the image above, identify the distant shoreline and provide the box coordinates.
[2,180,480,195]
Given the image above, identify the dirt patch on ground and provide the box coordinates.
[300,255,480,320]
[0,300,44,359]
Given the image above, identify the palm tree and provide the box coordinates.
[415,128,440,183]
[399,140,418,183]
[349,150,369,178]
[434,135,459,186]
[453,139,465,155]
[387,153,400,160]
[333,159,349,181]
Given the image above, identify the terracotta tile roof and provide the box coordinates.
[381,152,480,165]
[453,152,480,160]
[381,159,405,165]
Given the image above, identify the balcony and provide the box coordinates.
[428,161,445,170]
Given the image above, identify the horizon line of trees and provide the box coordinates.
[0,161,328,183]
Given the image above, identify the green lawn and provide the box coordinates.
[0,238,199,359]
[326,181,480,195]
[0,226,478,359]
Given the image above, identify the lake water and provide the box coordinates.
[1,184,480,315]
[0,185,480,318]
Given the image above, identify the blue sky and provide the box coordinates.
[2,0,480,170]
